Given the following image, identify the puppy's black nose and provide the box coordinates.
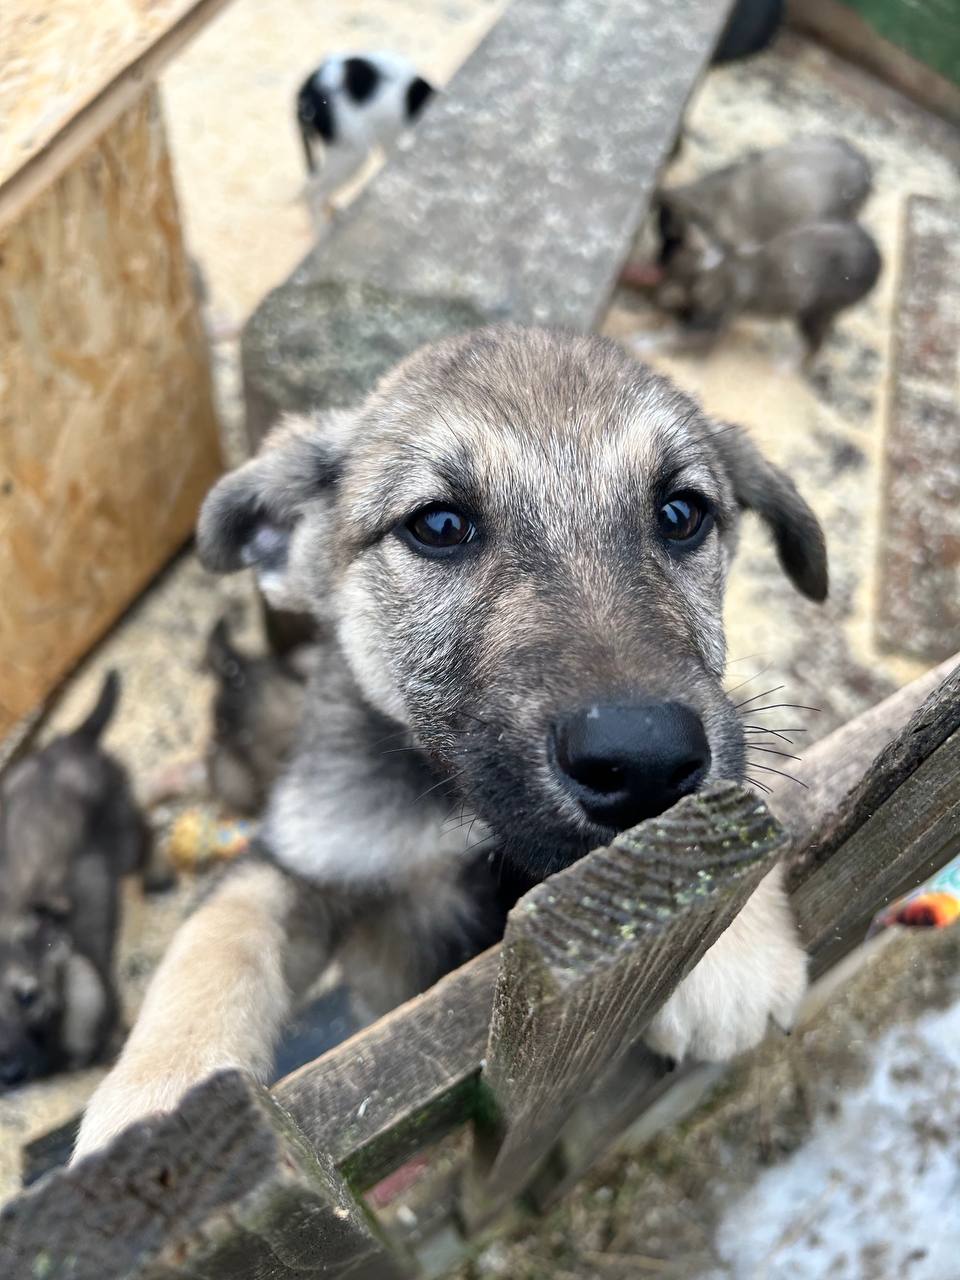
[0,1055,27,1088]
[551,701,711,831]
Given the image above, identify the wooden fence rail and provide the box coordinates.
[2,655,958,1279]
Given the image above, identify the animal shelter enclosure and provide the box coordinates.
[2,0,960,1275]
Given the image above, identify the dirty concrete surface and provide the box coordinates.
[2,7,959,1275]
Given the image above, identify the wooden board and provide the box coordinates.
[465,783,786,1227]
[0,1072,407,1280]
[0,0,234,231]
[0,87,222,740]
[276,949,502,1191]
[875,196,960,662]
[787,0,960,123]
[834,0,960,85]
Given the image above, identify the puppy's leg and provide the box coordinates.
[645,864,807,1063]
[798,307,836,364]
[61,952,114,1068]
[73,858,341,1161]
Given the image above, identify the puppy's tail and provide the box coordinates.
[75,670,121,741]
[205,616,246,686]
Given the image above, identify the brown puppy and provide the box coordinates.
[646,219,882,358]
[75,328,826,1159]
[0,673,153,1088]
[656,135,872,267]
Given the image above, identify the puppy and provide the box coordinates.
[204,617,313,815]
[644,219,882,358]
[0,673,153,1088]
[296,52,434,215]
[75,328,826,1159]
[656,136,872,269]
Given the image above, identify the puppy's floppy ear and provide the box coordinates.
[713,424,828,602]
[197,412,346,591]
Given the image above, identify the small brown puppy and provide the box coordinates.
[204,617,312,815]
[0,672,153,1088]
[647,219,882,358]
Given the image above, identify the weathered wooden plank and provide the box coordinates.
[785,656,960,888]
[875,196,960,662]
[0,1071,407,1280]
[795,729,960,975]
[771,652,957,844]
[275,949,501,1191]
[0,0,235,231]
[464,783,787,1226]
[9,659,957,1266]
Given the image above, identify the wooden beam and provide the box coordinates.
[785,0,960,127]
[463,783,787,1227]
[771,652,958,845]
[275,948,501,1190]
[0,0,235,233]
[786,656,960,890]
[796,729,960,974]
[0,1071,407,1280]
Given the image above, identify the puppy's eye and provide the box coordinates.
[401,504,477,556]
[658,492,710,544]
[14,987,37,1010]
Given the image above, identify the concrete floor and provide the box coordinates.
[2,9,958,1268]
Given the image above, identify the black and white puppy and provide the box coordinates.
[296,53,434,211]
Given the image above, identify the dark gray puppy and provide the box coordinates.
[0,672,152,1088]
[204,617,312,815]
[650,219,882,357]
[656,136,872,266]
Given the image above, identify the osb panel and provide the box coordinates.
[0,86,222,738]
[0,0,227,191]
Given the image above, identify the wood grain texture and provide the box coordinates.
[275,948,501,1191]
[875,196,960,662]
[0,87,222,739]
[7,663,957,1263]
[796,728,960,975]
[0,1071,406,1279]
[465,783,787,1224]
[786,656,960,888]
[0,0,234,229]
[771,652,958,844]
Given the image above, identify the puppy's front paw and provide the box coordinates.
[645,868,807,1064]
[72,1060,222,1163]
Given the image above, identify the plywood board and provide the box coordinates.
[0,0,233,229]
[0,87,222,739]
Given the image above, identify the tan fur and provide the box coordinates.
[74,862,293,1160]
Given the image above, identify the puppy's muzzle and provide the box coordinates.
[550,700,711,832]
